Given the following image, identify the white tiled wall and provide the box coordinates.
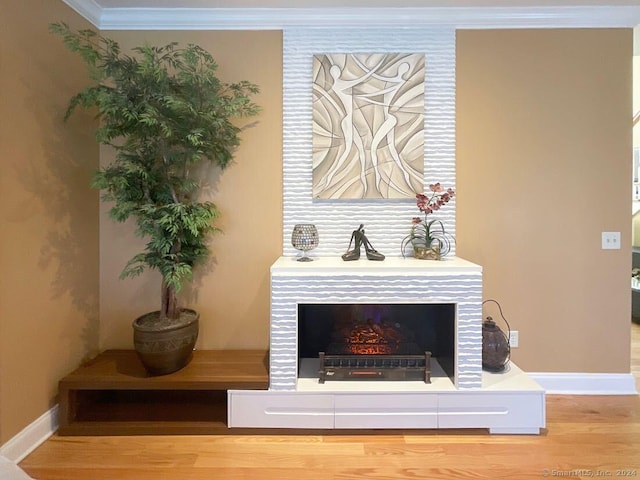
[270,264,483,390]
[282,27,456,258]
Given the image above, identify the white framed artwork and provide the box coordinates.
[312,53,425,199]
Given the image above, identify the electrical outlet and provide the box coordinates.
[602,231,621,250]
[509,330,519,348]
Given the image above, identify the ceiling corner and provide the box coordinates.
[62,0,103,28]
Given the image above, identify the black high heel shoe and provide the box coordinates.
[360,232,385,261]
[342,224,364,261]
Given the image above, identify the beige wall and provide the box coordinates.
[97,28,632,374]
[635,52,639,148]
[457,29,632,373]
[97,31,283,351]
[0,1,100,443]
[0,7,633,445]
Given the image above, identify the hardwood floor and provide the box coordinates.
[632,321,640,390]
[18,328,640,480]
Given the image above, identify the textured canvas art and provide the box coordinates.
[312,53,425,199]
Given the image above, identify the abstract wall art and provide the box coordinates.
[312,53,425,199]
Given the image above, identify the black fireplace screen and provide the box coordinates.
[298,303,455,381]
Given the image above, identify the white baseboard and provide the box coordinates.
[0,405,58,463]
[530,372,638,395]
[0,456,34,480]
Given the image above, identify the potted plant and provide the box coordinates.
[401,183,455,260]
[51,22,260,374]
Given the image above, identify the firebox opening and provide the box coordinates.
[298,303,455,382]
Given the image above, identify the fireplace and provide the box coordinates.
[298,303,455,383]
[228,256,545,433]
[269,256,484,390]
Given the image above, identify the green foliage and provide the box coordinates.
[51,22,260,319]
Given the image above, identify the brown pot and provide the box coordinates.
[132,309,199,375]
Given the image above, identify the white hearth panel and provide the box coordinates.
[228,362,545,433]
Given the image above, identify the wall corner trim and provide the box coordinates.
[530,372,638,395]
[65,4,640,31]
[0,406,58,464]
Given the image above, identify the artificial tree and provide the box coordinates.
[51,22,260,371]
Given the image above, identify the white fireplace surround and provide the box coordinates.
[269,256,483,390]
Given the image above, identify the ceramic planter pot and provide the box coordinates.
[132,309,199,375]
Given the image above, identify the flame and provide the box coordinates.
[343,320,402,355]
[348,344,393,355]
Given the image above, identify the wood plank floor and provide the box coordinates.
[19,325,640,480]
[632,320,640,390]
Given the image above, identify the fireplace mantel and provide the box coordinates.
[271,255,482,275]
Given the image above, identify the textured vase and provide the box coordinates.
[413,245,441,260]
[132,309,199,375]
[291,223,319,261]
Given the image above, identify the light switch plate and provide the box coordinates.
[509,330,519,348]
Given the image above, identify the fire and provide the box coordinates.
[348,343,393,355]
[343,320,402,355]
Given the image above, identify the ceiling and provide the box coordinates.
[83,0,640,6]
[63,0,640,29]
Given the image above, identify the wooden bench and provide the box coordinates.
[58,349,269,435]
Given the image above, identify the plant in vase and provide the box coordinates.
[401,183,455,260]
[51,22,260,374]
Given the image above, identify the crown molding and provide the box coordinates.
[63,5,640,30]
[62,0,103,26]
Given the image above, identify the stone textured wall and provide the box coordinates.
[270,267,483,390]
[282,27,456,258]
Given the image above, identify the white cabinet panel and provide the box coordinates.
[228,391,334,428]
[334,393,438,429]
[228,368,546,434]
[437,392,545,431]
